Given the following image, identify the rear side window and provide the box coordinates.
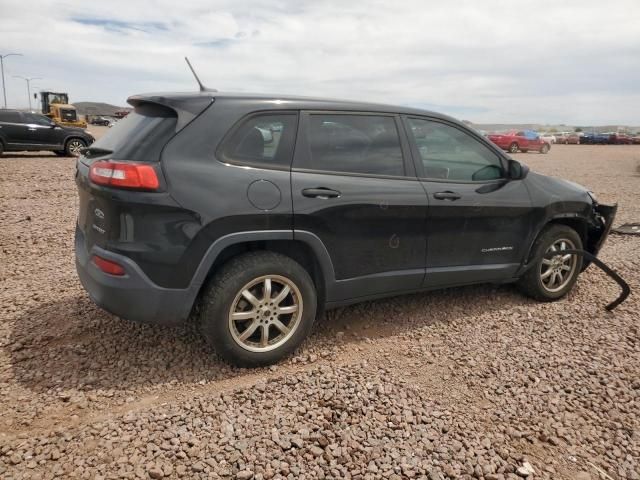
[91,103,177,162]
[305,114,404,177]
[219,113,298,168]
[0,111,22,123]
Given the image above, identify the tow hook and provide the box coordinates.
[543,249,630,311]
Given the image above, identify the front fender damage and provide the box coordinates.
[586,202,617,257]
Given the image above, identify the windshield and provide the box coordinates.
[91,103,177,161]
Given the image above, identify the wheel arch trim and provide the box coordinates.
[519,213,590,274]
[188,229,336,296]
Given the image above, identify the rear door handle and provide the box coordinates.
[301,187,341,199]
[433,191,461,200]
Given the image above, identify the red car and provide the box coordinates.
[566,133,582,144]
[488,130,551,154]
[609,133,633,145]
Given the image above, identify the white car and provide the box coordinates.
[540,133,557,144]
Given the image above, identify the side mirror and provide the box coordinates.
[508,159,529,180]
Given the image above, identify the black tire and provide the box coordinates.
[199,251,317,367]
[65,138,86,157]
[517,225,583,302]
[540,144,550,154]
[509,142,519,154]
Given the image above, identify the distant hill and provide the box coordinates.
[74,102,131,116]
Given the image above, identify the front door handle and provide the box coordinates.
[433,191,461,200]
[301,187,341,199]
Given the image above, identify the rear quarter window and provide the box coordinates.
[91,103,177,162]
[218,113,298,169]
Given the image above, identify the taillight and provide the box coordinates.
[92,255,126,276]
[89,161,159,190]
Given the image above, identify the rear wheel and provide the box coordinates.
[540,144,550,154]
[65,138,86,157]
[517,225,583,301]
[509,142,519,153]
[199,251,317,367]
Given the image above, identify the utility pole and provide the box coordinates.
[0,53,23,108]
[13,75,41,111]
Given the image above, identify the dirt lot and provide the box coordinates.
[1,140,638,480]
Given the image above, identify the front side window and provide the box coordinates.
[305,114,405,177]
[219,113,297,168]
[407,118,504,182]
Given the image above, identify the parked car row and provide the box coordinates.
[585,132,636,145]
[488,129,640,150]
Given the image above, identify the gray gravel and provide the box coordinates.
[0,144,639,479]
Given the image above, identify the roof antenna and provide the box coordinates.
[185,57,217,92]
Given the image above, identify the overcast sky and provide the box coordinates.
[1,0,639,124]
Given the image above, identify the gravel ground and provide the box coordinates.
[0,142,638,479]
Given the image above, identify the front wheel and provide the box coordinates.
[540,144,550,154]
[199,251,317,367]
[65,138,86,157]
[509,142,519,154]
[517,225,583,301]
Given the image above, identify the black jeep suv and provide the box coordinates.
[0,109,94,156]
[75,91,616,366]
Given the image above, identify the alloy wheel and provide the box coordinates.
[540,238,578,293]
[228,275,303,352]
[68,140,84,156]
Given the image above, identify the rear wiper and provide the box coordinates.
[80,146,113,158]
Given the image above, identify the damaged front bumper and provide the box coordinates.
[578,201,629,310]
[588,202,618,257]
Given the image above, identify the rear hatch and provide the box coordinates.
[76,94,214,255]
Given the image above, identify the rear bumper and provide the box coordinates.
[75,227,195,326]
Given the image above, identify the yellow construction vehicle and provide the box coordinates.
[40,91,87,128]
